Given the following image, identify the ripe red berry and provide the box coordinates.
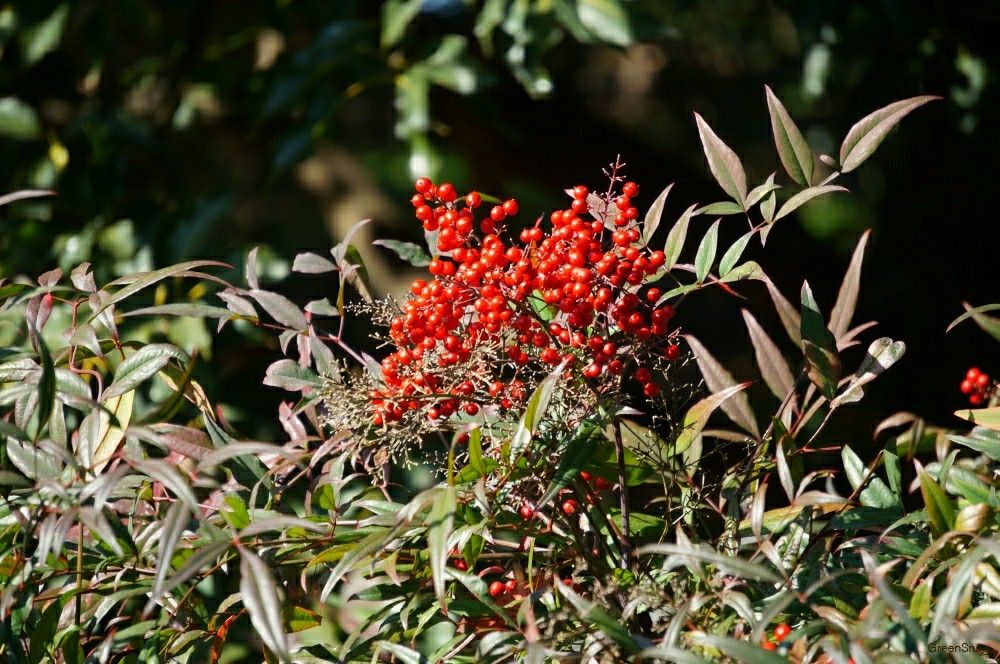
[453,559,468,571]
[561,499,579,515]
[519,505,534,520]
[773,623,791,642]
[967,367,982,381]
[622,181,639,198]
[646,287,661,303]
[437,182,457,202]
[488,581,506,598]
[761,641,776,651]
[415,177,432,193]
[960,379,974,394]
[665,344,681,360]
[502,199,519,216]
[465,191,481,208]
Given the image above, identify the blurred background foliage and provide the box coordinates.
[0,0,995,440]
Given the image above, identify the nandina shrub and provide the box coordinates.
[1,87,999,664]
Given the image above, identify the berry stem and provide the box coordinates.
[612,418,632,567]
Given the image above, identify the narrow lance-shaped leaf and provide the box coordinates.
[741,310,794,400]
[800,282,840,400]
[947,302,1000,342]
[919,470,955,536]
[765,86,813,186]
[829,230,870,339]
[509,362,564,458]
[249,290,308,330]
[774,185,847,221]
[832,337,905,407]
[719,231,754,277]
[840,96,940,172]
[685,336,758,437]
[664,204,696,270]
[239,548,291,662]
[104,344,187,401]
[372,239,432,267]
[428,485,456,610]
[694,113,748,206]
[765,279,801,346]
[150,502,190,605]
[694,219,720,283]
[291,252,337,274]
[641,183,673,245]
[675,382,753,454]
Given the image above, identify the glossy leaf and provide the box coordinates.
[829,230,870,339]
[685,336,758,437]
[663,204,697,270]
[675,382,753,453]
[694,219,720,282]
[764,86,813,186]
[741,310,794,400]
[427,485,456,610]
[239,548,291,662]
[641,183,673,245]
[774,185,847,220]
[694,113,747,206]
[840,95,939,172]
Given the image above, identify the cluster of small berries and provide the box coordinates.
[960,367,994,406]
[369,174,683,425]
[761,623,791,651]
[518,470,613,521]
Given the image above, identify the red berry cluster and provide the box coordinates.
[761,622,791,651]
[369,174,683,425]
[960,367,993,406]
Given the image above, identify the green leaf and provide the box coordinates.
[537,424,602,511]
[641,184,673,245]
[509,363,563,459]
[576,0,632,46]
[947,302,1000,342]
[800,281,840,400]
[635,544,781,583]
[764,86,813,186]
[372,239,432,267]
[694,219,720,282]
[692,635,788,663]
[919,471,955,536]
[104,344,187,401]
[96,260,229,317]
[675,382,753,454]
[239,548,291,662]
[694,113,747,206]
[428,485,456,610]
[774,185,847,221]
[719,261,765,283]
[121,303,237,320]
[953,407,1000,432]
[948,427,1000,461]
[741,309,794,400]
[555,582,641,653]
[381,0,423,48]
[829,230,870,340]
[663,204,697,270]
[695,201,744,216]
[263,359,322,391]
[746,173,780,207]
[0,97,41,139]
[685,335,758,437]
[719,231,754,277]
[765,279,801,346]
[150,503,190,604]
[840,96,940,172]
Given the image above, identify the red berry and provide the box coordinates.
[519,505,534,520]
[622,181,639,198]
[665,344,681,360]
[967,367,982,381]
[465,191,481,208]
[502,199,519,216]
[960,379,974,394]
[761,641,776,651]
[415,177,432,193]
[453,559,468,571]
[438,182,457,202]
[975,373,990,388]
[561,499,579,515]
[646,288,661,303]
[488,581,506,598]
[773,623,791,642]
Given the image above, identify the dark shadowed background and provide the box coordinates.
[0,0,996,443]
